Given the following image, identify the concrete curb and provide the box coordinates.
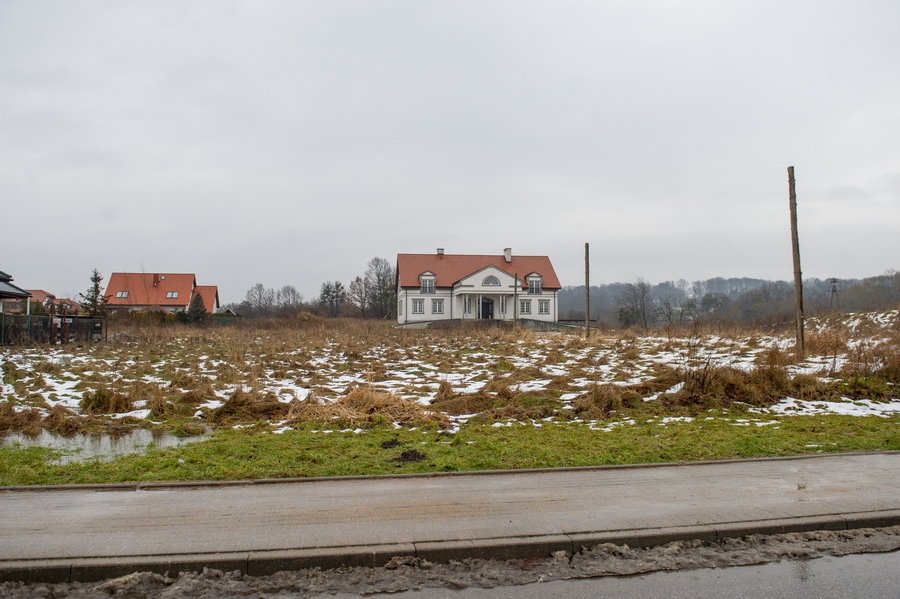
[3,450,899,493]
[4,509,900,584]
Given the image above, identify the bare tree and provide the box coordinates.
[655,295,690,326]
[275,285,304,317]
[346,276,372,318]
[245,283,276,317]
[365,257,396,319]
[617,278,653,328]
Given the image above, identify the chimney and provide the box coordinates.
[436,248,444,255]
[503,248,512,263]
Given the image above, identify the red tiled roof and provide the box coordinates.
[193,286,219,313]
[105,273,197,307]
[57,298,82,312]
[25,290,56,304]
[396,253,561,289]
[24,290,81,312]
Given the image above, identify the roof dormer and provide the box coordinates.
[419,271,436,294]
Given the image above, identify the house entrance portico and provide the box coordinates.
[480,297,494,319]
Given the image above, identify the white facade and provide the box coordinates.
[397,264,559,325]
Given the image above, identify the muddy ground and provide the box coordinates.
[3,526,900,598]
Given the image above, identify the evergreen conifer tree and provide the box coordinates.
[188,291,208,324]
[79,269,109,317]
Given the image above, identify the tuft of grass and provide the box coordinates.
[42,405,88,435]
[0,401,43,435]
[287,386,447,427]
[208,388,289,425]
[430,394,494,416]
[80,387,132,414]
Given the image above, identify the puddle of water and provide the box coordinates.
[1,429,210,464]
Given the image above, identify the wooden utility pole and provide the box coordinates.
[584,243,590,338]
[788,166,805,357]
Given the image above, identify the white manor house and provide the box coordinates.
[396,249,561,325]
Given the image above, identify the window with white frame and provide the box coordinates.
[166,291,179,299]
[539,300,550,315]
[115,291,128,298]
[463,296,470,314]
[398,301,403,316]
[528,278,542,294]
[520,300,531,315]
[412,300,424,314]
[483,275,500,286]
[500,296,506,314]
[420,277,435,294]
[432,299,444,314]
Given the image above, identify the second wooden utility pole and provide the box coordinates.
[584,243,590,338]
[788,166,805,358]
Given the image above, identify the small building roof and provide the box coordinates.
[105,273,197,307]
[0,271,32,300]
[26,290,56,304]
[396,253,561,289]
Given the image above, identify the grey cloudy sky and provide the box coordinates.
[2,0,898,304]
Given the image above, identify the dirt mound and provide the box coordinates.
[388,449,428,463]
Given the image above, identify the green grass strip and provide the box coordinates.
[2,413,899,486]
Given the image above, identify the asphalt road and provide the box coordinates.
[2,451,900,583]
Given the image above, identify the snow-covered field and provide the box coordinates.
[1,310,898,435]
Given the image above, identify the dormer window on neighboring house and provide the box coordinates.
[527,274,542,294]
[115,291,128,298]
[419,272,435,294]
[483,275,500,286]
[166,291,179,299]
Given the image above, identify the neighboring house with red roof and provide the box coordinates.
[0,278,83,314]
[104,273,219,313]
[396,249,561,325]
[25,290,82,313]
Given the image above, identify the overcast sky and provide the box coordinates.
[2,1,898,304]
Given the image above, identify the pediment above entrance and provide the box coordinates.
[455,265,520,291]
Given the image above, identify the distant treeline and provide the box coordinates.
[222,257,397,320]
[559,271,900,328]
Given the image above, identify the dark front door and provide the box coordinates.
[480,298,494,319]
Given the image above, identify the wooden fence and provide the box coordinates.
[0,314,106,345]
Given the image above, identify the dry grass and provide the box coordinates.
[666,360,829,410]
[207,388,290,425]
[806,329,849,356]
[288,386,448,427]
[841,342,900,384]
[4,313,897,436]
[80,387,132,414]
[42,405,88,435]
[430,394,495,415]
[572,384,626,418]
[0,401,43,435]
